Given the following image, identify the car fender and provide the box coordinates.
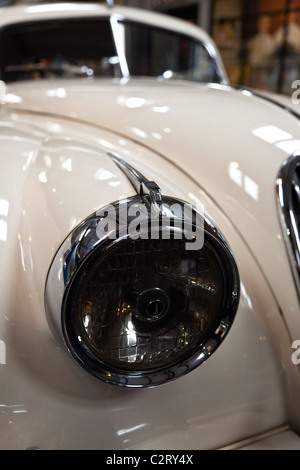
[0,114,297,449]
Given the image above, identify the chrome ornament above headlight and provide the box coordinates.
[45,154,240,388]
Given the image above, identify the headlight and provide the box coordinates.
[45,157,239,388]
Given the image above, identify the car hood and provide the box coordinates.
[3,78,300,307]
[4,77,300,171]
[3,77,300,222]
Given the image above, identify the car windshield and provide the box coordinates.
[121,21,220,83]
[0,17,220,84]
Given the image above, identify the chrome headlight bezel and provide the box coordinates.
[45,153,239,388]
[45,194,239,388]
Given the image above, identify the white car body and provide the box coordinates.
[1,2,300,450]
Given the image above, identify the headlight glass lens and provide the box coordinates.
[56,196,239,388]
[70,237,224,372]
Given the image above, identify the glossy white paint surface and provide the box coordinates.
[0,110,294,450]
[0,3,300,450]
[5,78,300,345]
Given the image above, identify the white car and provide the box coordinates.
[1,1,300,451]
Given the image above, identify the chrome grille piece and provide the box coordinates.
[277,153,300,297]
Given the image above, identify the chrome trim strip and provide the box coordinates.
[110,15,130,79]
[238,86,300,120]
[219,424,290,450]
[276,153,300,301]
[208,83,300,121]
